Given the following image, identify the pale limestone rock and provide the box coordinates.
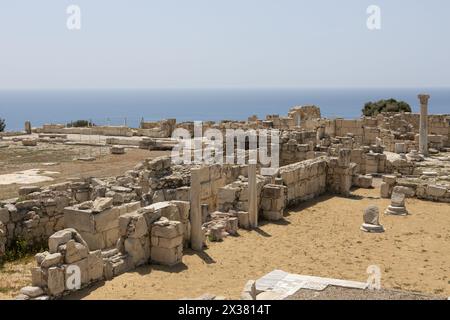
[361,205,384,233]
[20,286,44,298]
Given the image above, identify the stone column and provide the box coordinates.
[248,162,258,228]
[24,121,32,134]
[189,167,204,251]
[418,94,430,157]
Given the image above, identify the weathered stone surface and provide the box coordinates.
[92,197,113,213]
[363,205,380,225]
[20,286,44,298]
[427,185,447,198]
[361,205,384,233]
[87,250,104,282]
[151,245,183,266]
[47,267,65,296]
[391,192,405,207]
[31,267,46,287]
[0,207,9,223]
[151,235,183,249]
[64,240,89,264]
[152,220,183,238]
[124,237,150,266]
[18,186,41,196]
[393,186,415,198]
[240,280,257,300]
[110,145,125,154]
[48,229,73,253]
[63,207,95,233]
[93,207,120,232]
[41,252,62,268]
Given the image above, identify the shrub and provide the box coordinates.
[362,99,411,117]
[67,120,95,128]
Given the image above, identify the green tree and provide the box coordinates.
[0,118,5,132]
[67,120,95,128]
[362,99,411,117]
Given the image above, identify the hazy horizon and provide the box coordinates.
[1,1,449,90]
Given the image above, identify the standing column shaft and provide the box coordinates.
[248,163,258,228]
[190,167,204,251]
[418,94,430,157]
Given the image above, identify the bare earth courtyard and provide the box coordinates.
[55,185,448,300]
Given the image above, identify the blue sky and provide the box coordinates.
[0,0,449,89]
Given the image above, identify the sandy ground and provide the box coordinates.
[0,142,168,200]
[58,185,450,300]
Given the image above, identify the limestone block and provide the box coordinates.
[392,186,415,198]
[41,253,62,268]
[48,229,73,253]
[170,201,190,222]
[31,267,46,287]
[47,267,65,296]
[151,235,183,249]
[0,207,9,223]
[151,245,183,266]
[64,207,95,233]
[391,192,405,207]
[382,175,397,185]
[68,258,89,285]
[124,237,150,266]
[92,197,113,213]
[149,202,181,222]
[104,228,119,248]
[262,185,282,199]
[20,286,44,298]
[64,240,89,264]
[18,186,41,196]
[110,145,125,154]
[152,220,183,238]
[200,182,212,200]
[217,187,238,203]
[79,231,105,251]
[427,185,447,198]
[380,182,391,198]
[87,250,104,282]
[261,198,272,211]
[93,207,120,232]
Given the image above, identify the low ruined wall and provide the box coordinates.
[64,200,141,251]
[278,158,328,205]
[0,187,71,252]
[381,175,450,203]
[41,125,133,137]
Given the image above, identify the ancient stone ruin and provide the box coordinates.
[1,95,450,299]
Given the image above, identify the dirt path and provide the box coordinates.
[65,187,450,300]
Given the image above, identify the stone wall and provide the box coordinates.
[63,199,141,251]
[0,186,71,251]
[40,124,133,137]
[278,158,328,206]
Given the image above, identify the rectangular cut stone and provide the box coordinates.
[93,207,120,232]
[64,207,95,233]
[151,245,182,266]
[47,267,65,296]
[151,235,183,249]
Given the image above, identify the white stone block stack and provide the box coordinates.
[151,218,184,266]
[261,184,287,221]
[380,175,397,198]
[118,211,150,267]
[64,198,140,250]
[18,228,104,300]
